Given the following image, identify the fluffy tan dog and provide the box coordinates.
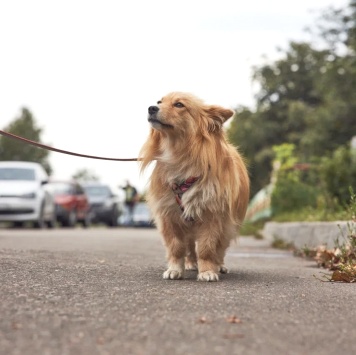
[140,92,250,281]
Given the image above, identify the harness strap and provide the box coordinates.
[171,176,199,219]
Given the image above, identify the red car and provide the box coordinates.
[47,181,91,227]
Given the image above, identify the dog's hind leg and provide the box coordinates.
[160,219,187,280]
[217,223,236,274]
[185,237,198,271]
[217,244,230,274]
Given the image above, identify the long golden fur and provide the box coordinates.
[140,92,250,281]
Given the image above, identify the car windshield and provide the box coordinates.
[84,185,111,197]
[0,167,36,181]
[47,183,72,195]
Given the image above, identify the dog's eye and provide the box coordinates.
[174,102,184,108]
[157,100,162,104]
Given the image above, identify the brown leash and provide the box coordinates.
[0,129,140,162]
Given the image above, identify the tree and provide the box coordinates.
[72,168,100,182]
[254,42,326,108]
[228,0,356,196]
[228,107,275,197]
[0,108,52,174]
[315,0,356,54]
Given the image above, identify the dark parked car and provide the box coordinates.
[82,183,122,227]
[47,181,91,227]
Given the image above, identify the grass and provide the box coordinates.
[240,220,266,238]
[272,204,349,223]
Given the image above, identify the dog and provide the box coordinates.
[139,92,250,281]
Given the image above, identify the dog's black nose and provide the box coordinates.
[148,106,159,115]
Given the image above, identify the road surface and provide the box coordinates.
[0,227,355,355]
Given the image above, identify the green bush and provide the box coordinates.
[271,143,319,215]
[319,145,356,206]
[271,176,319,215]
[258,143,356,222]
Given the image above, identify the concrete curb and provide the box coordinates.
[262,221,351,249]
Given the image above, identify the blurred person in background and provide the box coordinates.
[120,180,138,224]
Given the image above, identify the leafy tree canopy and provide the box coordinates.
[72,169,100,182]
[228,0,356,197]
[0,108,52,174]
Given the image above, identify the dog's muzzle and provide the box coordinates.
[147,106,173,128]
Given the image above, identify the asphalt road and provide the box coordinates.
[0,227,355,355]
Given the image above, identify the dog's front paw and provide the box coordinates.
[197,271,219,282]
[163,269,184,280]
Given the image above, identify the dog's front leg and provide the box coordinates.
[196,222,228,282]
[161,219,186,280]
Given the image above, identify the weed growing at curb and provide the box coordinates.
[304,187,356,283]
[272,237,295,250]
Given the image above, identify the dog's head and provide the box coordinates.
[147,92,234,138]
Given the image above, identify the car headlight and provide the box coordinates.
[21,192,37,199]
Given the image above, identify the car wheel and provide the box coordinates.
[81,213,91,228]
[33,206,46,229]
[12,221,24,228]
[63,209,77,227]
[46,214,57,229]
[107,205,119,227]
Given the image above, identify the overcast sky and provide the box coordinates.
[0,0,349,194]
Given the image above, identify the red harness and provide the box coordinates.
[171,177,199,219]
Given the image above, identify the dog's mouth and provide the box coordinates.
[148,117,174,129]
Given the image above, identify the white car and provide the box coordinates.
[119,202,154,227]
[0,161,56,228]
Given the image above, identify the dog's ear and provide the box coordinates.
[205,106,235,132]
